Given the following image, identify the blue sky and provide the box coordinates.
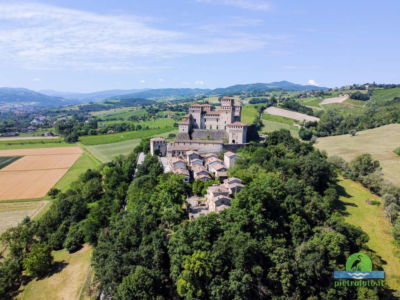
[0,0,399,92]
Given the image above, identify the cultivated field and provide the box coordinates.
[80,127,175,145]
[262,114,299,137]
[85,129,177,162]
[0,201,48,233]
[265,106,320,122]
[0,147,83,201]
[319,94,349,105]
[339,179,400,290]
[316,124,400,186]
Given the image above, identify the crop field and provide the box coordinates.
[0,147,83,201]
[0,138,70,150]
[265,106,320,122]
[316,124,400,186]
[339,179,400,290]
[17,245,93,300]
[262,114,299,137]
[80,127,175,145]
[320,94,349,105]
[86,129,177,162]
[0,201,48,233]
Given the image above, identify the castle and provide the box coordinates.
[150,97,248,157]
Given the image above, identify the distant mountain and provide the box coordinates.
[114,88,211,100]
[40,89,148,102]
[0,88,71,107]
[212,81,327,94]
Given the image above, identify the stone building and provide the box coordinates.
[150,97,249,158]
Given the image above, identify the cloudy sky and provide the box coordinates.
[0,0,399,92]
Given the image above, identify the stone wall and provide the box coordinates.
[191,129,227,141]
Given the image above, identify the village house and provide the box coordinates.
[224,151,240,169]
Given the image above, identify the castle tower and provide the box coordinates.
[150,138,167,156]
[226,122,248,144]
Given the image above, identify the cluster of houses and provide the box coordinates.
[166,150,240,183]
[187,177,244,219]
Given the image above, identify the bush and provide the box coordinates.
[299,128,313,141]
[394,147,400,156]
[393,218,400,242]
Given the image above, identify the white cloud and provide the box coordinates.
[0,3,269,71]
[195,0,271,11]
[194,80,205,85]
[139,80,146,84]
[307,79,320,86]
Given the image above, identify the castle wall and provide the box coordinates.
[191,129,227,141]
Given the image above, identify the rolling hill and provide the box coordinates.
[0,88,71,107]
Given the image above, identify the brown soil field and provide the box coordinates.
[265,106,320,122]
[1,154,81,171]
[0,147,83,201]
[320,94,349,105]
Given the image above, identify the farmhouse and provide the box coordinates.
[150,97,248,157]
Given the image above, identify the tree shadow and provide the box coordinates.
[44,260,68,278]
[334,183,357,216]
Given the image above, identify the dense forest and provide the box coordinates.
[0,131,395,299]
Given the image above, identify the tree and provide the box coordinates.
[47,188,61,199]
[177,251,213,299]
[23,243,53,278]
[0,258,23,298]
[116,266,162,300]
[64,223,84,253]
[299,128,313,140]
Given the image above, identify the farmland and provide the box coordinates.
[79,127,175,145]
[319,94,349,105]
[103,117,175,129]
[262,114,299,137]
[0,147,83,201]
[0,138,70,150]
[339,179,400,290]
[0,201,48,233]
[265,106,320,122]
[85,129,176,162]
[241,105,258,124]
[316,124,400,186]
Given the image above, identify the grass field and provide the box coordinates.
[104,117,175,129]
[298,97,324,107]
[52,150,101,192]
[85,129,177,162]
[262,114,299,137]
[17,245,93,300]
[339,179,400,290]
[80,127,175,145]
[371,88,400,103]
[92,107,148,120]
[316,124,400,186]
[241,105,258,124]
